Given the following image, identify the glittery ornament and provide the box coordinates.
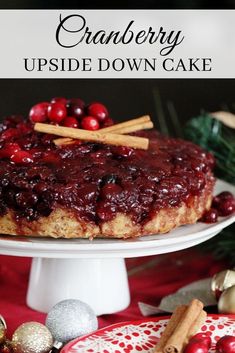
[12,322,53,353]
[0,340,14,353]
[46,299,98,343]
[211,269,235,299]
[0,315,7,344]
[218,285,235,314]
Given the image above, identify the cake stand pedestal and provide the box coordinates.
[0,179,234,315]
[27,257,129,315]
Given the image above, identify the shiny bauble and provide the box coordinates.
[0,340,14,353]
[46,299,98,343]
[211,269,235,300]
[218,285,235,314]
[12,322,53,353]
[0,316,7,344]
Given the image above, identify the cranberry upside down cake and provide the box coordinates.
[0,98,215,238]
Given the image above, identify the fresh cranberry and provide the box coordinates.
[51,97,67,105]
[184,341,209,353]
[81,116,100,130]
[29,102,49,123]
[213,191,234,207]
[191,333,212,349]
[62,117,79,128]
[1,128,20,140]
[0,143,21,158]
[66,98,85,119]
[10,151,33,164]
[201,208,218,223]
[217,198,235,216]
[102,117,114,128]
[216,335,235,353]
[47,102,67,123]
[87,102,109,122]
[16,191,38,208]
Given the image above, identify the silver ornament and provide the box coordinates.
[218,284,235,314]
[45,299,98,343]
[211,269,235,299]
[12,322,53,353]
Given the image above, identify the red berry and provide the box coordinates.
[216,335,235,353]
[213,191,234,208]
[201,208,218,223]
[191,333,212,349]
[81,116,100,131]
[62,117,79,128]
[66,98,85,119]
[1,128,20,140]
[87,102,109,122]
[0,143,21,158]
[10,151,33,164]
[47,102,67,123]
[217,198,235,216]
[184,341,209,353]
[29,102,49,123]
[102,117,114,128]
[51,97,67,105]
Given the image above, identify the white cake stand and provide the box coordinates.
[0,179,234,315]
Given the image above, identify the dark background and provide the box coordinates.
[1,79,235,133]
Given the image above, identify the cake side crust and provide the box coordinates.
[0,176,214,239]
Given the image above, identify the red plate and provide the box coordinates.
[62,314,235,353]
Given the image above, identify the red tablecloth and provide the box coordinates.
[0,248,226,338]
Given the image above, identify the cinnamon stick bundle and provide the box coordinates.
[53,115,153,146]
[34,123,149,150]
[154,299,206,353]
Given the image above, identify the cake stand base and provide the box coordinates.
[27,257,130,315]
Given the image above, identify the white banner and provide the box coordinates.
[0,10,234,78]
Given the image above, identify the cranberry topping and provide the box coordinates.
[47,102,67,123]
[51,97,67,105]
[0,111,216,224]
[29,102,49,123]
[62,117,79,128]
[87,102,109,122]
[81,116,100,130]
[66,98,85,119]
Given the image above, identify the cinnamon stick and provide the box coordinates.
[154,306,187,353]
[100,115,151,132]
[34,123,149,150]
[164,299,204,353]
[53,115,153,146]
[185,310,207,345]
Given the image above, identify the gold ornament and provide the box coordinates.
[0,315,7,344]
[12,322,53,353]
[211,269,235,299]
[218,284,235,314]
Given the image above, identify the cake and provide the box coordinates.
[0,98,215,239]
